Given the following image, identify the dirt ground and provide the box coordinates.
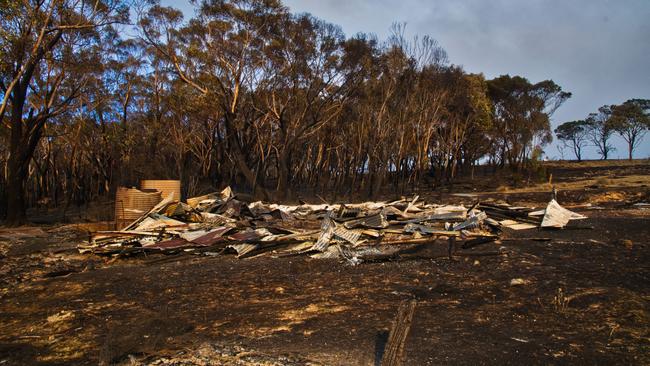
[0,160,649,365]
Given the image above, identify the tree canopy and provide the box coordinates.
[563,100,650,161]
[610,99,650,160]
[554,120,590,161]
[0,0,581,223]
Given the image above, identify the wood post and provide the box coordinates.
[381,299,417,366]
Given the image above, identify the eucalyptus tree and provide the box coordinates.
[487,75,571,169]
[610,99,650,160]
[554,120,590,161]
[140,0,291,199]
[257,13,351,198]
[1,0,130,224]
[585,106,616,160]
[357,26,448,196]
[436,69,491,180]
[320,33,380,192]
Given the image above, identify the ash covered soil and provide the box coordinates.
[0,161,649,365]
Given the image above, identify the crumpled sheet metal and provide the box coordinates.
[226,243,259,257]
[343,212,389,229]
[179,226,233,245]
[228,228,272,242]
[333,226,361,245]
[452,211,487,231]
[192,227,233,246]
[123,192,177,231]
[404,223,443,235]
[136,214,187,231]
[201,212,235,225]
[541,199,587,228]
[143,238,191,250]
[310,245,341,259]
[311,215,334,252]
[402,211,467,223]
[85,186,583,261]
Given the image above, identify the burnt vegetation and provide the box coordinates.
[0,0,648,226]
[1,2,650,365]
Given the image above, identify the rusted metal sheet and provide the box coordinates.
[143,238,191,250]
[227,228,272,242]
[190,227,234,246]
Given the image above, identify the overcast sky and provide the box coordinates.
[161,0,650,159]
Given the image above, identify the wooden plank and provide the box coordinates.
[364,232,498,247]
[381,299,417,366]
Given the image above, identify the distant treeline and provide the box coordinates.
[0,0,644,224]
[555,100,650,162]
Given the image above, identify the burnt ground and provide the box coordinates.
[0,161,649,365]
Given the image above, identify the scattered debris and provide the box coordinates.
[499,220,537,231]
[510,278,530,286]
[511,337,530,343]
[540,199,587,229]
[131,342,321,365]
[46,310,74,323]
[78,188,588,263]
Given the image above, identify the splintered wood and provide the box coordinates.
[382,299,417,366]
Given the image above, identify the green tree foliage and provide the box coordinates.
[610,99,650,160]
[487,75,571,169]
[585,106,616,160]
[554,120,590,161]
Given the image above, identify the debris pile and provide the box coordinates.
[78,187,587,263]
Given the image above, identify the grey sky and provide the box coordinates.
[162,0,650,159]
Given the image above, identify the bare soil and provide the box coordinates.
[0,161,649,365]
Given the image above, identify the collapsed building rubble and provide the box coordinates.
[78,187,588,264]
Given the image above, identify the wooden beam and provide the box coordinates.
[381,299,417,366]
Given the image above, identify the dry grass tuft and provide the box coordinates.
[551,288,571,313]
[595,176,612,187]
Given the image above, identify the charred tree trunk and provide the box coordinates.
[224,112,270,200]
[6,109,45,225]
[276,150,291,200]
[6,155,29,225]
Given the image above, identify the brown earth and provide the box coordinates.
[0,160,649,365]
